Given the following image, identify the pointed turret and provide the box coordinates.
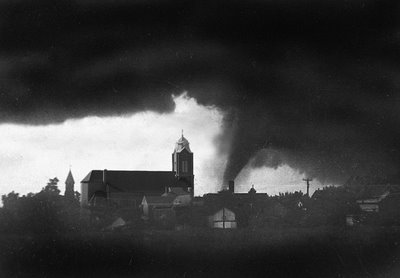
[65,169,75,200]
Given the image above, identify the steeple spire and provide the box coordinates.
[65,169,75,200]
[66,169,75,184]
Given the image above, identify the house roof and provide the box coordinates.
[143,195,176,205]
[353,184,400,204]
[311,187,340,199]
[81,170,178,192]
[162,187,189,197]
[202,192,273,214]
[344,176,400,192]
[356,185,390,200]
[356,185,400,201]
[203,192,269,202]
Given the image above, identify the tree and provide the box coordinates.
[0,177,87,234]
[74,191,81,203]
[42,177,60,195]
[2,191,19,209]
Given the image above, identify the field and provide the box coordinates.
[1,226,400,277]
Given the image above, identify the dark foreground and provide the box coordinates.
[1,226,400,277]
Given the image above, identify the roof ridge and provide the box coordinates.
[90,170,174,173]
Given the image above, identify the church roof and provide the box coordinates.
[81,170,178,192]
[65,170,75,184]
[174,135,192,153]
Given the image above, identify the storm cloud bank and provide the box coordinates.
[1,0,400,185]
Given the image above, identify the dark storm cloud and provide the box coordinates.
[0,0,399,184]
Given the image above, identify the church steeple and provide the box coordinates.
[65,169,75,200]
[172,132,194,193]
[174,133,192,154]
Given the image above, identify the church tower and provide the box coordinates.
[172,132,194,193]
[65,169,75,200]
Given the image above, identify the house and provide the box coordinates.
[203,182,280,228]
[356,185,390,213]
[162,187,192,207]
[142,187,192,215]
[308,186,358,226]
[80,134,194,209]
[356,184,400,224]
[141,195,176,220]
[141,187,193,229]
[141,195,176,228]
[208,207,237,229]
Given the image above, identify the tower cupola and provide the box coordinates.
[174,134,192,153]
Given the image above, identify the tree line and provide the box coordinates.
[0,178,85,234]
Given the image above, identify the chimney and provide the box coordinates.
[228,180,235,193]
[103,169,107,185]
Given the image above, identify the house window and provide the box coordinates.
[181,161,188,173]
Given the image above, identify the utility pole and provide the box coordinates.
[303,178,313,197]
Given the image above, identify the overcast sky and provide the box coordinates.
[0,1,399,196]
[0,93,319,197]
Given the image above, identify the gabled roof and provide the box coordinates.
[356,185,400,201]
[345,176,400,192]
[81,170,178,192]
[162,187,189,197]
[143,195,176,205]
[356,185,391,200]
[81,171,97,183]
[355,184,400,203]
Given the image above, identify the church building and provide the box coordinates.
[80,134,194,208]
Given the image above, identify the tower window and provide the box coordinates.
[181,161,188,173]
